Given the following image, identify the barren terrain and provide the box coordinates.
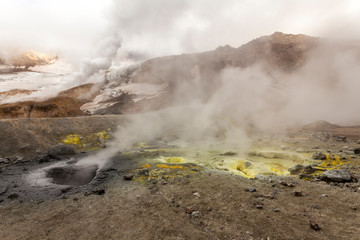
[0,117,359,240]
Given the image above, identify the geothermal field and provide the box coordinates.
[1,1,360,240]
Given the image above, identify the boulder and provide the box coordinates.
[322,169,351,182]
[48,143,76,156]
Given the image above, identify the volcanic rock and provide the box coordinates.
[191,211,200,218]
[245,187,257,192]
[354,148,360,154]
[309,220,321,231]
[322,169,352,182]
[312,152,327,160]
[292,191,304,197]
[0,158,9,164]
[288,164,304,175]
[7,193,19,200]
[123,174,134,181]
[48,143,76,156]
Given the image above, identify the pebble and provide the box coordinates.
[321,194,328,197]
[191,211,200,218]
[245,187,256,192]
[193,192,200,197]
[309,220,321,231]
[123,174,134,181]
[354,148,360,154]
[0,158,9,164]
[272,209,280,212]
[292,191,304,197]
[185,207,195,214]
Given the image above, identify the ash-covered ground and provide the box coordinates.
[0,117,359,240]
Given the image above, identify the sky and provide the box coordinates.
[1,0,360,59]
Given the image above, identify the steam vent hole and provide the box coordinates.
[46,164,98,186]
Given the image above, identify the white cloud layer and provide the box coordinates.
[1,0,360,59]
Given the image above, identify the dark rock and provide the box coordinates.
[37,154,61,163]
[92,189,105,195]
[333,135,347,143]
[265,194,275,199]
[7,193,19,200]
[292,191,304,197]
[309,220,321,231]
[220,151,237,156]
[0,158,9,164]
[245,187,256,192]
[279,181,288,186]
[354,148,360,154]
[322,169,351,182]
[48,143,76,156]
[272,209,280,212]
[123,174,134,180]
[288,164,304,175]
[312,152,327,160]
[185,207,195,214]
[303,165,315,174]
[60,186,73,193]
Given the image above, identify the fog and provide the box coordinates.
[2,0,360,59]
[2,0,360,168]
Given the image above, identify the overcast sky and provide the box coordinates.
[1,0,360,59]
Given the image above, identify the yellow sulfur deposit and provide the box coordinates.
[62,134,81,145]
[141,163,151,169]
[163,157,185,164]
[156,164,185,169]
[61,130,110,151]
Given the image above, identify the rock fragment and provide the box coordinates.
[193,192,200,197]
[354,148,360,154]
[7,193,19,200]
[48,143,76,156]
[245,187,257,192]
[191,211,200,218]
[123,174,134,180]
[322,169,351,182]
[309,220,321,231]
[312,152,326,160]
[292,191,304,197]
[288,165,304,175]
[0,158,9,164]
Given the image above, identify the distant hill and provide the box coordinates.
[2,32,360,119]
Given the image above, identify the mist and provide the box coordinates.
[2,0,360,168]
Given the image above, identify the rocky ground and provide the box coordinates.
[0,118,359,240]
